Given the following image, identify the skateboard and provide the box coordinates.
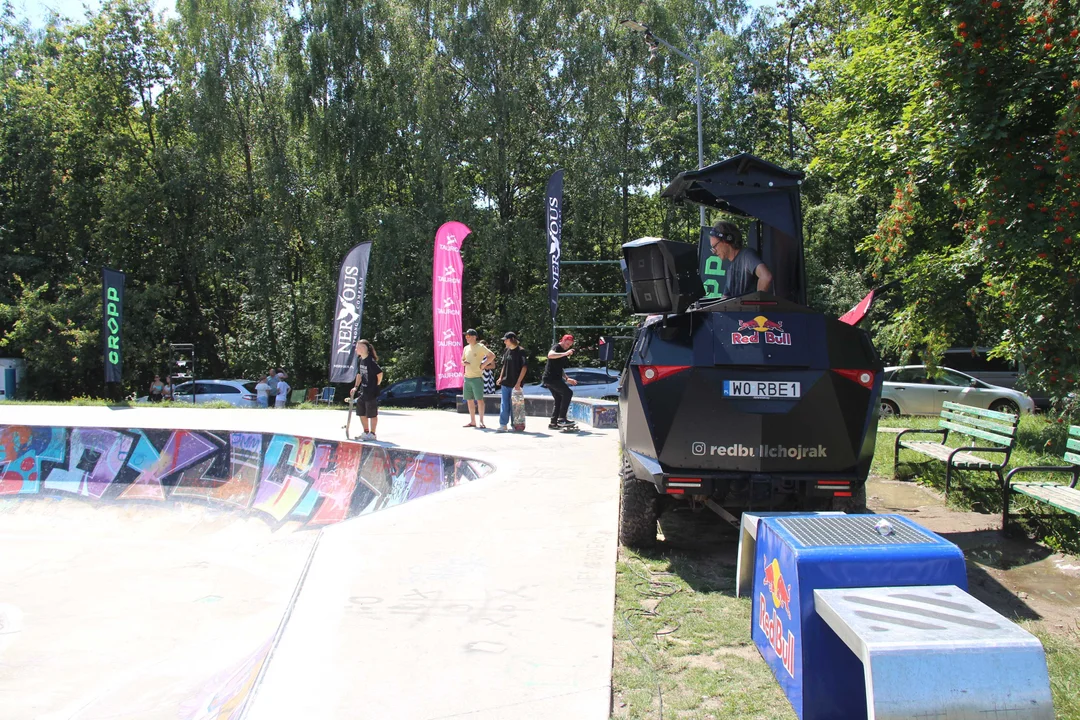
[511,389,526,431]
[555,422,579,433]
[345,396,354,439]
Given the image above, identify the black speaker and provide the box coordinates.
[622,238,705,314]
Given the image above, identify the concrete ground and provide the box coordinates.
[0,404,620,720]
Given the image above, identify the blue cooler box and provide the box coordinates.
[751,513,967,720]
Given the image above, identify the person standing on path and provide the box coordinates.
[265,370,279,409]
[275,371,290,408]
[349,339,384,440]
[543,334,578,429]
[496,332,528,433]
[149,375,165,402]
[255,376,270,408]
[461,329,495,428]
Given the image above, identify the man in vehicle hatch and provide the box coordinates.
[709,220,773,297]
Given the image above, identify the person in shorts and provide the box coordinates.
[461,328,495,428]
[350,339,384,441]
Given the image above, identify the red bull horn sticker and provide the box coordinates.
[759,555,796,677]
[732,315,792,346]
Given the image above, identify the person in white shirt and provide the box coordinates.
[256,378,270,407]
[275,372,290,408]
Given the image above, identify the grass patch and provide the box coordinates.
[615,547,1080,720]
[1038,624,1080,719]
[614,548,795,720]
[877,415,1080,555]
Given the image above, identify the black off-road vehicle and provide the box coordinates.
[618,154,882,546]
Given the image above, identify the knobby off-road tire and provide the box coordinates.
[619,454,658,547]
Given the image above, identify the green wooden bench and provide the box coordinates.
[894,401,1020,495]
[1003,424,1080,533]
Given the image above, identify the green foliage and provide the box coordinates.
[805,0,1079,398]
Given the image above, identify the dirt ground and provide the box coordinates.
[865,474,1080,635]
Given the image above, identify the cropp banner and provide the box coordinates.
[329,242,373,383]
[433,222,470,391]
[102,267,125,383]
[546,169,563,321]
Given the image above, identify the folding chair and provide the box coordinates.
[320,386,336,405]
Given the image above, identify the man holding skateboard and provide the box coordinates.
[496,331,528,433]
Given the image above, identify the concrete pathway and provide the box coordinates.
[0,405,620,720]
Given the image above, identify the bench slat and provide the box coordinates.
[1012,483,1080,516]
[1066,437,1080,453]
[1070,425,1080,439]
[899,442,997,467]
[939,420,1014,447]
[940,410,1017,437]
[942,401,1017,423]
[1063,451,1080,466]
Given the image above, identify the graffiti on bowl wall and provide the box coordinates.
[0,425,491,527]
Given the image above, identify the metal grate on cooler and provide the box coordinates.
[777,515,935,547]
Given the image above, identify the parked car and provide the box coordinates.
[880,365,1035,418]
[938,347,1049,409]
[379,376,460,408]
[521,367,620,399]
[138,379,260,406]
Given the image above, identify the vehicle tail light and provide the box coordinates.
[665,488,685,494]
[667,477,702,488]
[832,369,875,389]
[243,394,257,401]
[638,365,691,386]
[833,491,853,497]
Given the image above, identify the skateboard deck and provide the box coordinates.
[345,396,354,439]
[512,389,526,431]
[559,422,579,433]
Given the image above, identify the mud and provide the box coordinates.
[866,476,1080,634]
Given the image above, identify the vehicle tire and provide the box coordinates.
[989,399,1019,416]
[879,400,900,419]
[619,454,658,548]
[833,483,868,513]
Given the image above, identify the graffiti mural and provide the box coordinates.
[0,425,492,528]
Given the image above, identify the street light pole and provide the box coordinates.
[621,20,707,229]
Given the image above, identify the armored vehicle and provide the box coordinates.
[618,154,882,546]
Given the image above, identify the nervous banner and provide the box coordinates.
[329,242,373,383]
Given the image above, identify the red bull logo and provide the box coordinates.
[731,315,792,346]
[758,555,796,677]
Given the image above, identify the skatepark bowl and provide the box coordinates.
[0,422,492,719]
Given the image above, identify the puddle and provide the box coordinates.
[866,478,936,511]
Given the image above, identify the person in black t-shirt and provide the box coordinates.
[350,339,384,441]
[496,331,529,432]
[543,334,579,429]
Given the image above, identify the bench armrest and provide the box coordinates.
[1005,464,1080,489]
[949,445,1012,467]
[894,428,947,449]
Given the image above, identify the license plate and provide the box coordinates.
[723,380,801,399]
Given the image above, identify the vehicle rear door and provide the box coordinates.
[887,368,934,415]
[925,369,969,413]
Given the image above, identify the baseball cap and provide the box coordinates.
[465,328,478,336]
[502,331,518,341]
[560,334,575,344]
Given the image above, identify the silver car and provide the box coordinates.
[880,365,1036,418]
[139,379,260,407]
[521,368,620,400]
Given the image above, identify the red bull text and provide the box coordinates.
[758,594,796,677]
[732,315,792,345]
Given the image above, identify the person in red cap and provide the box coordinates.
[542,334,579,429]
